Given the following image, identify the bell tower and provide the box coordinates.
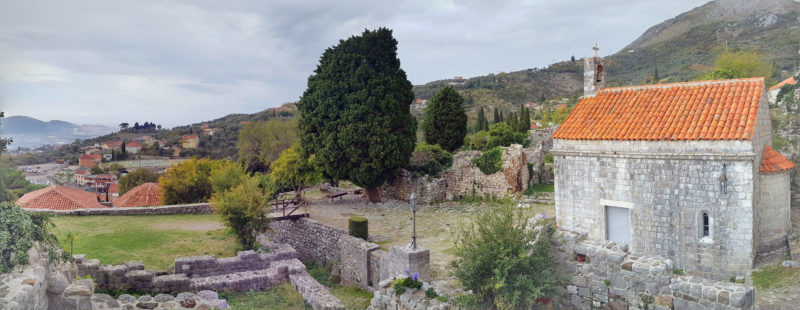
[584,43,606,97]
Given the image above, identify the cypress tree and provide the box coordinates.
[521,107,531,132]
[297,28,416,203]
[476,107,487,132]
[499,110,504,122]
[493,108,500,124]
[423,86,467,152]
[654,66,659,83]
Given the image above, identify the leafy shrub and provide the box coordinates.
[212,177,270,250]
[160,158,220,205]
[470,123,529,151]
[393,273,423,295]
[425,287,438,298]
[348,217,369,240]
[265,145,321,195]
[0,203,65,273]
[450,204,561,309]
[119,168,160,195]
[472,147,503,174]
[406,143,453,177]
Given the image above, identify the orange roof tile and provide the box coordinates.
[760,145,794,174]
[552,78,765,141]
[114,183,163,207]
[768,76,796,91]
[17,186,103,210]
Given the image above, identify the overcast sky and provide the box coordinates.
[0,0,708,128]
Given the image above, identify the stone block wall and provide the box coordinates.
[269,218,346,264]
[547,224,755,310]
[755,170,792,264]
[40,203,213,216]
[339,235,380,290]
[552,139,757,279]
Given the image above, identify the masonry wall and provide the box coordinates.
[268,218,346,264]
[543,223,755,310]
[552,139,756,279]
[755,170,792,263]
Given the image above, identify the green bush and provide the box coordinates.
[450,204,561,309]
[407,143,453,177]
[348,217,369,240]
[0,203,65,273]
[472,147,504,175]
[425,287,438,298]
[211,177,270,250]
[469,122,529,151]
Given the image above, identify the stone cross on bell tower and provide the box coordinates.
[584,43,606,97]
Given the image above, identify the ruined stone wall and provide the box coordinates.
[39,203,213,216]
[552,139,757,279]
[544,223,755,310]
[76,243,299,293]
[755,170,792,263]
[269,218,346,264]
[380,144,529,204]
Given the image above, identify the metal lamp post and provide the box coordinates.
[410,193,418,250]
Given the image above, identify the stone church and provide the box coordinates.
[551,55,794,279]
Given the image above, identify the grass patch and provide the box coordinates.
[330,285,373,310]
[50,214,238,270]
[752,264,800,289]
[524,183,554,195]
[220,283,311,310]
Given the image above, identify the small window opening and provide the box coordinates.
[702,212,710,237]
[596,65,603,83]
[576,254,588,264]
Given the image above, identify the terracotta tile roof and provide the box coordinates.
[183,135,198,140]
[114,183,163,207]
[126,141,142,147]
[552,78,765,141]
[768,76,796,91]
[760,145,794,173]
[17,186,103,210]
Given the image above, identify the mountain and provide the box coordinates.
[413,0,800,117]
[1,116,115,148]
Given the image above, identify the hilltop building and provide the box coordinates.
[78,153,102,168]
[551,54,793,280]
[767,76,796,103]
[182,135,199,149]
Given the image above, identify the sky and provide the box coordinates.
[0,0,708,128]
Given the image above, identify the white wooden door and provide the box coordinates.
[605,206,630,245]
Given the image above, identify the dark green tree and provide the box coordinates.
[0,112,11,154]
[499,110,504,122]
[654,66,659,83]
[493,108,500,124]
[121,141,126,156]
[476,107,488,132]
[422,86,467,152]
[297,28,416,203]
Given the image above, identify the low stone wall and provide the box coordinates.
[269,217,431,293]
[38,203,213,216]
[269,217,346,264]
[536,218,756,310]
[0,246,226,310]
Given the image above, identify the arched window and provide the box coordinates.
[697,210,713,244]
[702,212,710,237]
[596,65,604,83]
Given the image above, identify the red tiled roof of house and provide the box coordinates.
[108,183,119,195]
[127,141,142,147]
[552,78,765,141]
[17,186,103,210]
[768,76,796,91]
[760,145,794,173]
[75,169,89,175]
[182,135,198,140]
[114,183,163,207]
[90,153,102,160]
[104,140,123,147]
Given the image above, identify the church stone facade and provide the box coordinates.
[551,58,794,280]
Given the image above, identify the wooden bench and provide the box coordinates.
[325,192,347,202]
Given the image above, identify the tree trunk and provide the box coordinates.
[366,187,381,203]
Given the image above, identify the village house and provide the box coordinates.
[102,140,123,151]
[182,135,199,149]
[84,174,117,191]
[202,127,218,136]
[74,167,90,185]
[551,54,794,280]
[767,76,796,103]
[133,135,156,146]
[78,153,102,168]
[126,140,142,154]
[114,182,163,207]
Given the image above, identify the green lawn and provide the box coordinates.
[50,214,238,270]
[220,284,311,310]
